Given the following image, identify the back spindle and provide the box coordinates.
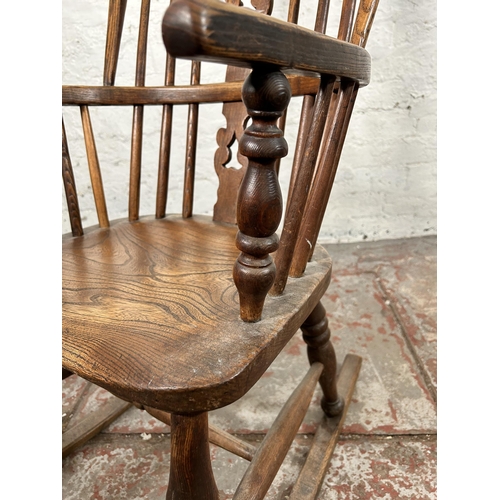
[286,0,353,214]
[156,47,176,219]
[182,61,201,218]
[274,0,296,174]
[272,74,336,295]
[284,0,330,212]
[338,0,357,41]
[274,0,344,295]
[129,0,151,221]
[289,0,379,277]
[291,80,354,275]
[62,119,84,237]
[103,0,128,86]
[80,106,110,228]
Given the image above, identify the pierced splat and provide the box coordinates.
[213,65,250,224]
[213,0,273,224]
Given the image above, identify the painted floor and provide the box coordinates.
[62,235,437,499]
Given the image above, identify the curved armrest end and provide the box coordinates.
[162,0,371,86]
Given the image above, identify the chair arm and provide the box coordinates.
[162,0,371,87]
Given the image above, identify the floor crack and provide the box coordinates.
[373,272,437,404]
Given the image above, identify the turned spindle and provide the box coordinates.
[233,66,291,322]
[301,301,345,417]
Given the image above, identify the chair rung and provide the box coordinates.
[62,398,132,458]
[144,406,256,462]
[288,354,362,500]
[233,362,324,500]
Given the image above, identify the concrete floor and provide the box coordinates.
[62,235,437,499]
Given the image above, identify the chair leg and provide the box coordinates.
[166,412,219,500]
[301,300,345,417]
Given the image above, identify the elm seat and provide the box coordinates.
[62,215,332,413]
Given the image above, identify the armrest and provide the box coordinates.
[162,0,371,87]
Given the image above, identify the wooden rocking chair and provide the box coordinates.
[62,0,379,497]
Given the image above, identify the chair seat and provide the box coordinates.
[62,215,332,413]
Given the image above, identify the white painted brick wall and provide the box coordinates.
[62,0,436,243]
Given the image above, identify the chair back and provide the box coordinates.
[62,0,378,299]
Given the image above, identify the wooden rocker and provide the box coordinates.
[62,0,379,497]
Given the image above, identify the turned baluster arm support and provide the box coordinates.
[233,66,291,321]
[161,0,371,322]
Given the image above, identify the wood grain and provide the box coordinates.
[290,0,380,275]
[352,0,380,48]
[62,0,380,494]
[285,92,314,212]
[314,0,331,33]
[338,0,356,41]
[62,119,83,237]
[283,0,332,234]
[167,412,219,500]
[62,215,332,413]
[290,81,355,276]
[80,105,110,228]
[182,61,201,218]
[272,75,335,295]
[213,65,250,224]
[234,68,290,321]
[129,0,151,221]
[129,105,144,221]
[103,0,128,86]
[155,47,176,219]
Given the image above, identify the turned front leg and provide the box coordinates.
[166,412,219,500]
[233,66,291,322]
[301,301,345,417]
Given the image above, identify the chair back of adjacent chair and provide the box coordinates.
[62,0,378,297]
